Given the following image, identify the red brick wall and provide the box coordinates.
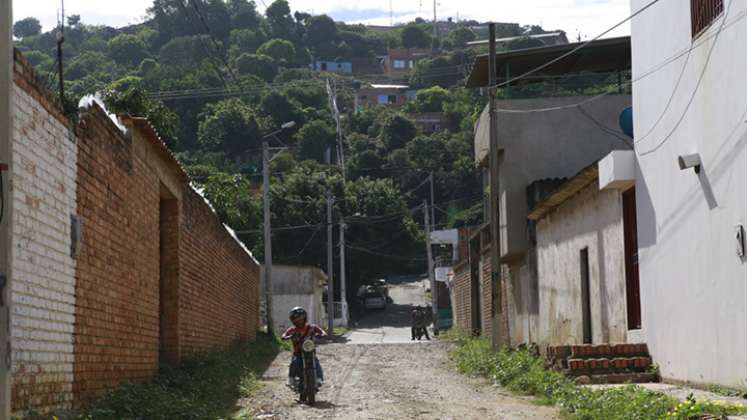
[74,107,162,401]
[73,106,260,403]
[175,188,259,356]
[453,261,472,332]
[480,250,493,338]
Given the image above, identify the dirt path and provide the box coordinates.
[241,340,560,419]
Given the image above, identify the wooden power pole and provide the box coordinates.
[488,23,507,349]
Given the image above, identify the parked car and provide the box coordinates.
[371,279,389,299]
[360,286,387,310]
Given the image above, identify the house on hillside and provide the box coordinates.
[408,112,448,133]
[355,84,416,110]
[383,48,432,81]
[7,50,260,413]
[311,60,353,74]
[629,0,747,387]
[455,36,634,350]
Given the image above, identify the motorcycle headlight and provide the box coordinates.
[302,339,315,352]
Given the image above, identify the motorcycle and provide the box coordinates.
[294,336,320,405]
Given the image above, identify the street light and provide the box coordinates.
[262,121,296,337]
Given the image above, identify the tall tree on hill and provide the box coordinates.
[305,15,338,59]
[256,39,296,66]
[401,25,431,49]
[13,17,42,39]
[198,98,261,156]
[266,0,295,40]
[227,0,261,29]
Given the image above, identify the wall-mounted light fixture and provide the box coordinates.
[678,153,702,174]
[736,224,745,259]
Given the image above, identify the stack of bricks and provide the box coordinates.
[546,343,657,385]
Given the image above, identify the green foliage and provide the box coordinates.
[236,53,277,81]
[158,35,213,68]
[72,333,281,420]
[406,86,449,113]
[447,27,476,49]
[448,336,747,420]
[265,0,295,40]
[296,119,336,162]
[379,113,417,150]
[259,90,304,129]
[401,25,431,49]
[198,98,260,156]
[65,51,116,80]
[108,34,150,67]
[228,0,262,29]
[229,28,267,58]
[22,51,53,69]
[103,78,180,148]
[256,38,296,65]
[305,15,338,58]
[13,17,42,39]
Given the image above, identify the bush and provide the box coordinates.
[448,335,747,420]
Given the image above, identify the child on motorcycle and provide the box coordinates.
[281,307,327,389]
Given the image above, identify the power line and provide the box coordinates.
[346,244,427,261]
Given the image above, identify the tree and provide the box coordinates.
[13,18,42,39]
[256,39,296,66]
[401,25,431,49]
[227,0,261,29]
[448,27,476,48]
[408,86,449,113]
[507,36,545,51]
[108,34,150,67]
[159,35,213,68]
[235,53,277,81]
[305,15,337,57]
[197,98,260,156]
[296,119,336,163]
[65,51,115,80]
[410,55,461,88]
[67,14,82,28]
[379,114,417,150]
[103,78,181,149]
[265,0,294,40]
[259,90,304,129]
[406,134,447,172]
[229,29,267,57]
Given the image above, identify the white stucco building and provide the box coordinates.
[631,0,746,386]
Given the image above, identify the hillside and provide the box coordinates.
[12,0,558,295]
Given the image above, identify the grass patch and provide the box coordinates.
[21,333,282,420]
[448,334,747,420]
[333,327,350,337]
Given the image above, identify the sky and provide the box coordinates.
[12,0,631,40]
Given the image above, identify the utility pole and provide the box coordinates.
[339,220,347,326]
[56,0,65,104]
[432,0,438,52]
[429,172,436,230]
[424,201,437,334]
[326,193,335,334]
[262,142,275,337]
[261,121,296,337]
[0,0,13,415]
[488,23,507,349]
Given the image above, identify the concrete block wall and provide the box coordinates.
[10,54,77,411]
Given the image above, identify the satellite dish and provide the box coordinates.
[619,107,634,139]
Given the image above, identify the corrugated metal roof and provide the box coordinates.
[527,163,600,221]
[465,36,630,88]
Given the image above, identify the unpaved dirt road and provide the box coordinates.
[242,278,559,419]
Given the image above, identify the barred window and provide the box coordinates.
[691,0,724,38]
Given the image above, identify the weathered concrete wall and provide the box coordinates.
[269,266,325,334]
[631,0,747,386]
[10,54,76,411]
[476,95,632,260]
[536,182,627,348]
[452,261,471,332]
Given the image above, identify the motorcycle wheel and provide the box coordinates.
[304,368,316,405]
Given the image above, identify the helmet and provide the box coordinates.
[289,307,307,322]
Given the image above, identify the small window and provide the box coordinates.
[393,59,407,69]
[409,60,415,69]
[321,62,328,71]
[691,0,724,38]
[377,95,389,104]
[388,95,398,104]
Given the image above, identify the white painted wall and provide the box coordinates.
[11,85,76,409]
[536,183,628,348]
[631,0,747,386]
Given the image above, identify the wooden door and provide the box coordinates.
[623,188,642,330]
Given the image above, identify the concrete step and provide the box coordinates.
[574,372,659,385]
